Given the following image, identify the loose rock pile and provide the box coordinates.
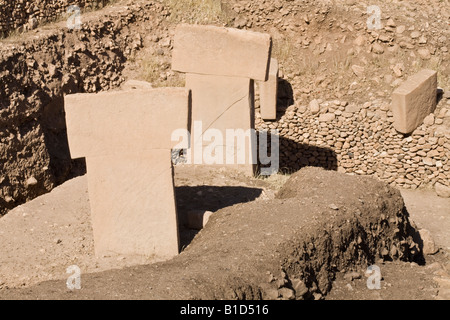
[0,0,110,37]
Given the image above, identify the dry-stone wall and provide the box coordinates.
[256,94,450,190]
[0,0,110,37]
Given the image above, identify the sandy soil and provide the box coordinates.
[401,189,450,252]
[0,166,448,300]
[0,166,284,290]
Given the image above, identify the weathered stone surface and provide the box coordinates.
[259,58,279,120]
[372,43,384,54]
[435,182,450,198]
[352,65,365,77]
[172,24,272,81]
[418,229,438,255]
[185,73,256,175]
[65,88,190,158]
[319,113,336,122]
[64,88,191,259]
[86,151,180,259]
[391,69,437,134]
[186,210,214,230]
[309,99,320,114]
[423,113,435,126]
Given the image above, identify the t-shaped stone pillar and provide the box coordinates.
[64,88,190,260]
[172,24,272,175]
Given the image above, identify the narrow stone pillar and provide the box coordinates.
[185,73,256,175]
[259,58,279,120]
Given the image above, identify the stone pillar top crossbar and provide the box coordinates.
[172,24,272,81]
[65,88,190,159]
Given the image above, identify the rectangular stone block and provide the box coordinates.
[172,24,272,81]
[65,88,190,159]
[259,58,278,120]
[391,69,437,134]
[185,73,256,175]
[86,150,179,259]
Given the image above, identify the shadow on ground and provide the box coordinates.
[257,78,338,174]
[175,185,263,249]
[271,78,295,122]
[257,133,338,175]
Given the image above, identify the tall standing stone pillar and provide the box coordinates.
[64,88,190,259]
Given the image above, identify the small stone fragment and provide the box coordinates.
[419,229,438,255]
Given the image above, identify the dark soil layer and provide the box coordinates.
[0,167,421,300]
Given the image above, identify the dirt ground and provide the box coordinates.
[0,165,283,290]
[401,189,450,253]
[0,0,449,301]
[0,165,448,300]
[329,186,450,300]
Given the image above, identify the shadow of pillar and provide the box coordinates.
[275,78,295,120]
[256,132,338,175]
[43,95,87,185]
[176,185,264,250]
[278,136,338,173]
[257,75,338,174]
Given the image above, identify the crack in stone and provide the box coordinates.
[194,92,248,145]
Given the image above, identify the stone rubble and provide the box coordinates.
[0,0,111,38]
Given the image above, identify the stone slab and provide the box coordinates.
[259,58,278,120]
[86,150,179,258]
[64,88,190,158]
[172,24,272,81]
[391,69,438,134]
[185,73,256,175]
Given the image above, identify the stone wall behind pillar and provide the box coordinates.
[255,95,450,191]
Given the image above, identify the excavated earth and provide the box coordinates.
[0,0,449,301]
[0,167,429,300]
